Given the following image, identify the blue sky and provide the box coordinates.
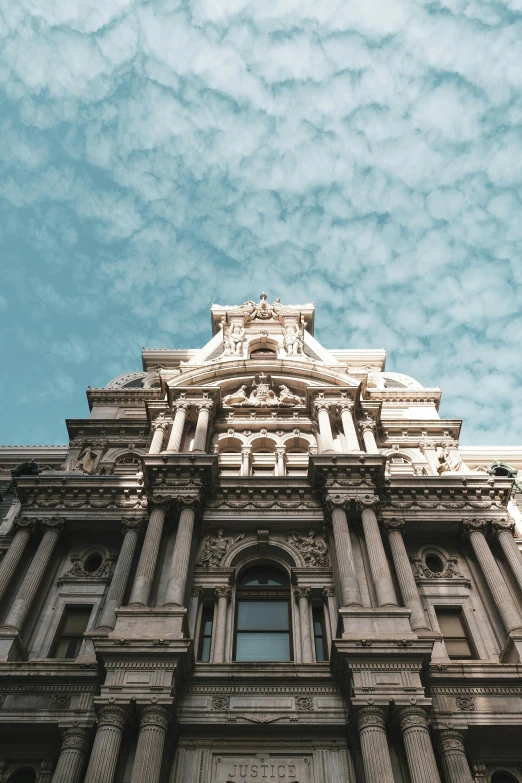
[1,0,522,446]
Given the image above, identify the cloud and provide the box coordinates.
[1,0,522,445]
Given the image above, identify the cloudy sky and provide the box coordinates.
[1,0,522,446]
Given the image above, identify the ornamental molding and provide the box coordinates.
[177,738,347,749]
[223,375,305,408]
[197,530,245,568]
[211,695,230,710]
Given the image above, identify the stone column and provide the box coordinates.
[130,705,169,783]
[358,497,397,607]
[166,400,189,453]
[436,729,474,783]
[97,520,142,630]
[356,706,395,783]
[51,726,91,783]
[463,520,522,633]
[128,502,167,606]
[327,496,362,607]
[337,400,360,451]
[322,586,338,642]
[295,587,314,663]
[0,518,35,603]
[240,445,251,477]
[192,400,213,453]
[359,417,379,454]
[314,400,335,453]
[83,704,127,783]
[3,518,64,631]
[189,585,204,637]
[398,706,441,783]
[275,445,286,477]
[493,518,522,594]
[163,497,199,607]
[149,417,169,455]
[385,520,430,631]
[213,586,232,663]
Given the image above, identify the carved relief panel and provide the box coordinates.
[212,754,312,783]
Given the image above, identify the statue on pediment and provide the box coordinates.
[223,385,249,406]
[283,322,304,355]
[197,528,245,568]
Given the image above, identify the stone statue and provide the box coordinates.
[289,529,329,567]
[283,323,304,355]
[223,323,245,356]
[436,445,463,475]
[250,373,279,406]
[197,529,245,568]
[278,385,305,406]
[223,385,249,406]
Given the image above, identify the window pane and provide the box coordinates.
[236,632,290,661]
[62,608,91,634]
[238,566,288,586]
[202,618,213,636]
[201,637,211,662]
[237,601,289,631]
[315,636,327,662]
[445,639,472,658]
[437,611,465,637]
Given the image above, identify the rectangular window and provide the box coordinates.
[435,607,475,659]
[312,606,328,661]
[50,606,92,659]
[198,605,214,662]
[235,600,291,661]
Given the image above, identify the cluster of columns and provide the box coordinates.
[50,703,171,783]
[313,397,379,454]
[148,398,214,456]
[356,705,475,783]
[327,495,522,641]
[0,494,200,644]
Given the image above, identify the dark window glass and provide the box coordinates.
[198,605,214,662]
[425,554,444,574]
[491,773,518,783]
[83,552,103,573]
[50,606,91,659]
[238,566,288,587]
[8,769,36,783]
[236,600,290,661]
[435,607,474,659]
[312,606,328,661]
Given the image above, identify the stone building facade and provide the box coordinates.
[1,294,522,783]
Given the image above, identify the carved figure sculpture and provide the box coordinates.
[250,373,279,406]
[436,445,463,475]
[289,529,329,567]
[197,529,245,567]
[278,385,305,406]
[223,385,249,406]
[283,323,304,355]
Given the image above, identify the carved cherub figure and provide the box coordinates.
[197,529,245,568]
[283,323,303,355]
[290,529,329,567]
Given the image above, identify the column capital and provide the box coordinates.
[492,517,516,537]
[42,517,66,533]
[14,517,37,532]
[192,585,205,598]
[325,493,350,512]
[151,418,169,433]
[195,399,214,413]
[174,493,201,511]
[356,494,380,512]
[61,725,91,753]
[384,518,405,535]
[322,585,335,598]
[294,586,312,600]
[436,728,466,753]
[356,705,387,730]
[215,586,232,601]
[148,496,170,511]
[398,705,430,731]
[336,399,355,414]
[138,703,170,730]
[461,518,488,539]
[359,416,377,434]
[172,399,190,414]
[121,518,145,534]
[313,398,331,415]
[96,703,128,730]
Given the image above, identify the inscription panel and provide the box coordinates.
[211,754,313,783]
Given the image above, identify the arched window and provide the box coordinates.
[250,348,277,359]
[234,565,291,662]
[8,769,36,783]
[113,455,141,475]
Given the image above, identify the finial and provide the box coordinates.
[260,292,267,300]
